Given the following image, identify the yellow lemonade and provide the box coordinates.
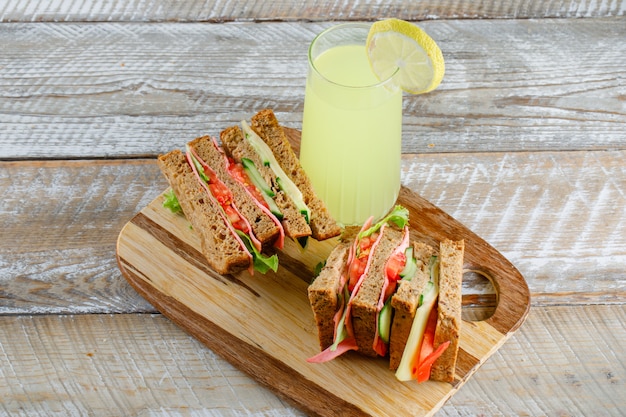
[301,41,402,226]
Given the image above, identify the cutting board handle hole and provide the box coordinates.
[461,266,497,322]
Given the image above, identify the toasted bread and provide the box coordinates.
[250,109,341,241]
[157,149,251,274]
[430,239,464,382]
[188,135,281,249]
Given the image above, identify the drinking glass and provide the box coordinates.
[300,23,402,226]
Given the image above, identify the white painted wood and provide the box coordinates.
[1,19,624,159]
[2,148,624,314]
[1,3,625,415]
[1,0,624,23]
[0,307,623,417]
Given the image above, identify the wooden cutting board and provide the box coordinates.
[116,129,530,417]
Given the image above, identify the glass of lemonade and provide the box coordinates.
[300,23,402,226]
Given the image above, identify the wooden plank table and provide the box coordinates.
[1,1,625,415]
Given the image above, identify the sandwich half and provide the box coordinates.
[188,135,284,251]
[307,205,411,362]
[221,109,341,243]
[307,205,464,383]
[249,109,340,241]
[391,238,464,383]
[158,138,281,275]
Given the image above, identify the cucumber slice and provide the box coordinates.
[241,158,274,196]
[378,299,393,343]
[241,120,311,224]
[399,247,417,280]
[241,158,284,220]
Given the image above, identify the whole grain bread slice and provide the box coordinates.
[188,135,280,249]
[349,226,404,357]
[220,124,312,240]
[157,149,251,274]
[250,109,341,241]
[307,241,351,351]
[430,239,464,382]
[388,241,437,370]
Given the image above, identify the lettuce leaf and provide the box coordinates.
[359,205,409,239]
[236,230,279,274]
[163,189,183,214]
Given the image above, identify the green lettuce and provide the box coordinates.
[163,189,182,214]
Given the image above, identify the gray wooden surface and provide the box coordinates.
[1,1,625,416]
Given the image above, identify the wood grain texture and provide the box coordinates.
[0,160,164,314]
[1,18,625,159]
[3,145,624,313]
[115,179,528,416]
[1,0,624,22]
[0,306,623,417]
[2,6,625,415]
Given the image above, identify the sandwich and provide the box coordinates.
[221,109,341,243]
[307,205,464,383]
[157,109,341,275]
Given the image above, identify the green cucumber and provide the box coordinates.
[241,158,284,220]
[241,158,274,196]
[399,247,417,281]
[378,299,393,343]
[241,120,311,224]
[297,235,309,249]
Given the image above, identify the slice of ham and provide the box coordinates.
[188,144,264,253]
[185,148,253,270]
[372,226,410,356]
[214,137,286,250]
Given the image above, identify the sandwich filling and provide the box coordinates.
[307,205,410,363]
[216,140,286,250]
[395,254,450,382]
[240,120,311,225]
[186,144,279,274]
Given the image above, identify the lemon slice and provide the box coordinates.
[366,18,445,94]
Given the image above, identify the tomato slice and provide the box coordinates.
[228,159,269,209]
[385,251,406,282]
[414,305,450,383]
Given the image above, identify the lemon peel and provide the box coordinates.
[366,18,445,94]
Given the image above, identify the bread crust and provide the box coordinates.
[430,239,464,382]
[157,149,250,274]
[350,227,404,357]
[188,135,280,249]
[250,109,341,241]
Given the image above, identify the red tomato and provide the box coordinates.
[223,205,247,232]
[348,233,380,291]
[209,182,232,206]
[348,258,366,291]
[385,252,407,282]
[228,161,269,209]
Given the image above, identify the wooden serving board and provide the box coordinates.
[116,129,530,417]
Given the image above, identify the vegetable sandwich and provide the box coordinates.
[307,205,464,383]
[157,109,341,275]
